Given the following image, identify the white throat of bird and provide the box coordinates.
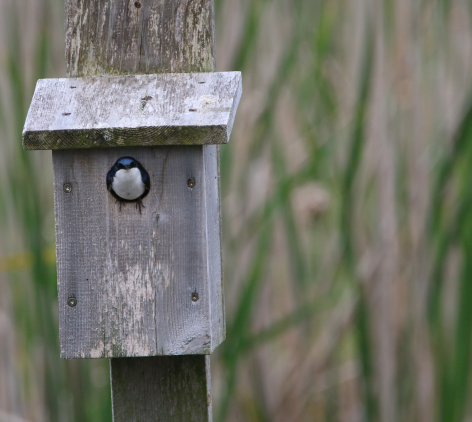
[112,168,145,200]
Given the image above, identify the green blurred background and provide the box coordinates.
[1,0,472,421]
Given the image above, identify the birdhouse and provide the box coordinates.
[23,71,242,359]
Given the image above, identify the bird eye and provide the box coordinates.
[130,162,136,168]
[118,163,124,169]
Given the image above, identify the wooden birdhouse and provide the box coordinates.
[23,72,241,359]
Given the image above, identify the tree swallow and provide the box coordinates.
[106,156,150,213]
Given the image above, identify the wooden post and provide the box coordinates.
[22,0,241,420]
[65,1,219,420]
[111,356,212,421]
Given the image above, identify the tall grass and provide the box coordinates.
[1,0,472,421]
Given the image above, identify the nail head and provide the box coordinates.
[187,177,196,188]
[63,183,72,193]
[67,297,77,307]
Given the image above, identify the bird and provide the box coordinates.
[106,156,150,214]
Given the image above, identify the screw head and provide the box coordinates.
[191,292,199,302]
[63,183,72,193]
[187,177,196,188]
[67,297,77,307]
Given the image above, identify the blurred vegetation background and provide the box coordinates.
[1,0,472,421]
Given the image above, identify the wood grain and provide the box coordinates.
[203,145,225,346]
[22,72,242,150]
[65,0,215,77]
[110,356,212,422]
[53,146,224,358]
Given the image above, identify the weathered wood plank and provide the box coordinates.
[204,145,225,346]
[22,72,242,150]
[110,356,212,422]
[65,0,216,77]
[53,146,224,358]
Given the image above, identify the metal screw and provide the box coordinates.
[63,183,72,193]
[67,297,77,307]
[187,177,196,188]
[134,1,141,8]
[191,292,199,302]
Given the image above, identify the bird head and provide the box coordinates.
[116,157,137,170]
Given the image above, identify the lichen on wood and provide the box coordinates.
[22,72,242,150]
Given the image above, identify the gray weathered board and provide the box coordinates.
[53,145,224,358]
[110,356,211,421]
[65,0,216,77]
[23,72,242,150]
